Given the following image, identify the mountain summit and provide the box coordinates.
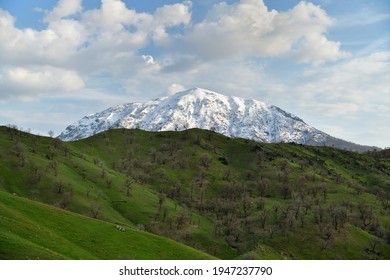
[58,87,372,151]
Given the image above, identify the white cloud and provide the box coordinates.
[0,0,191,69]
[142,55,156,65]
[82,0,147,32]
[335,7,390,28]
[275,51,390,147]
[120,56,284,104]
[164,83,187,96]
[289,33,348,64]
[298,51,390,107]
[81,0,190,45]
[0,1,192,100]
[180,0,348,63]
[0,0,387,147]
[0,66,84,100]
[0,9,86,65]
[44,0,82,23]
[152,2,191,43]
[155,2,191,27]
[0,0,348,100]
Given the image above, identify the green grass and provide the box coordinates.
[0,126,389,259]
[0,191,215,260]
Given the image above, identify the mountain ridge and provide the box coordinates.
[58,87,375,152]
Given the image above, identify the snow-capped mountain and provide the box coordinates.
[58,87,371,151]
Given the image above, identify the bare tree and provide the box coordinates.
[161,206,169,222]
[281,184,291,199]
[242,195,252,218]
[258,211,268,229]
[358,202,374,229]
[191,171,209,205]
[199,154,212,169]
[320,224,334,250]
[100,165,106,178]
[106,178,113,188]
[158,192,166,210]
[256,198,265,210]
[320,184,329,201]
[272,204,280,220]
[86,187,93,197]
[90,203,102,218]
[150,148,158,163]
[256,178,268,197]
[54,180,65,194]
[48,130,55,138]
[124,176,134,197]
[58,191,73,209]
[368,237,383,256]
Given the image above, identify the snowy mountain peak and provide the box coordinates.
[58,87,325,144]
[58,87,371,151]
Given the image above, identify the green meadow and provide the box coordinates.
[0,126,389,259]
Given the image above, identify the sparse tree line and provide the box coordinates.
[2,126,389,259]
[101,130,390,257]
[4,125,111,218]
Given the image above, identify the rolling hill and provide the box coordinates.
[0,125,389,259]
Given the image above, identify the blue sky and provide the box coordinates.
[0,0,389,147]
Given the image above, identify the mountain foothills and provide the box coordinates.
[58,88,374,152]
[0,125,389,260]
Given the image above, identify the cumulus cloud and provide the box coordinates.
[179,0,348,63]
[0,0,350,103]
[0,0,191,69]
[0,66,85,100]
[44,0,83,23]
[80,0,190,45]
[0,0,386,146]
[0,9,86,65]
[0,0,346,79]
[0,1,191,100]
[152,2,192,43]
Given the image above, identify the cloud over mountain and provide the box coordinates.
[180,0,348,63]
[0,0,388,147]
[0,0,349,101]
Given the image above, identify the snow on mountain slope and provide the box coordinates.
[58,87,330,146]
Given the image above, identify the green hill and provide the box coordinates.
[0,190,214,259]
[0,125,389,259]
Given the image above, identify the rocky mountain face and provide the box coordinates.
[58,87,374,152]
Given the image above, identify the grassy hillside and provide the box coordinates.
[0,125,389,259]
[0,191,215,259]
